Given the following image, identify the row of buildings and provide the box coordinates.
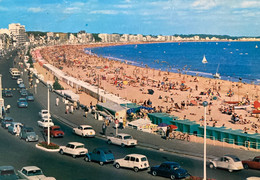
[1,23,260,56]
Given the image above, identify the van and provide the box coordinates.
[9,68,20,79]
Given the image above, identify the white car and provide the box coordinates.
[59,142,88,158]
[209,155,244,172]
[72,125,95,137]
[17,166,56,180]
[39,110,51,119]
[37,118,54,128]
[114,154,149,172]
[107,133,137,147]
[17,78,23,85]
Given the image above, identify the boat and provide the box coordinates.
[213,63,221,79]
[256,45,258,48]
[202,55,208,64]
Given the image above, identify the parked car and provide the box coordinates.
[20,89,28,97]
[18,83,25,89]
[17,166,56,180]
[114,154,149,172]
[37,118,54,128]
[84,147,114,165]
[59,142,88,158]
[26,93,34,101]
[0,166,19,180]
[19,126,39,142]
[107,133,137,147]
[17,98,28,108]
[242,156,260,170]
[2,90,13,97]
[8,122,23,135]
[150,161,190,180]
[209,155,244,172]
[39,110,51,119]
[72,125,95,137]
[1,117,14,129]
[44,125,64,138]
[17,78,23,85]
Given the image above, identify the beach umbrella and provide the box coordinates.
[168,125,178,130]
[158,123,169,127]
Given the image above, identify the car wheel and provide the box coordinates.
[107,140,112,144]
[115,163,120,169]
[209,163,215,169]
[121,143,125,148]
[151,170,157,176]
[99,161,104,166]
[72,154,76,158]
[243,163,249,169]
[84,156,90,162]
[133,167,139,172]
[170,175,176,180]
[228,169,233,173]
[59,149,64,155]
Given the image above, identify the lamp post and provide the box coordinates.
[47,84,51,145]
[202,101,208,180]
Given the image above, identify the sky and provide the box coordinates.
[0,0,259,36]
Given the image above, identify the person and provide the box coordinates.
[166,126,170,140]
[6,105,11,113]
[55,97,59,106]
[70,104,74,114]
[102,122,107,136]
[65,105,69,114]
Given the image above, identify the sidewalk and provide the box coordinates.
[33,79,260,161]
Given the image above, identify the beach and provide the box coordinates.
[33,43,260,134]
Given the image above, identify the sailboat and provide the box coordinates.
[202,55,208,64]
[256,45,258,48]
[213,64,221,79]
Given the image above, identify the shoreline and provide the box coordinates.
[32,43,260,135]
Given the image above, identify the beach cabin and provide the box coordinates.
[173,119,200,134]
[148,113,174,125]
[96,101,126,120]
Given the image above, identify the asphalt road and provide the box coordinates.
[0,49,259,180]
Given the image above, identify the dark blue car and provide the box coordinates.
[1,117,14,129]
[17,98,28,108]
[26,93,34,101]
[84,148,114,166]
[150,162,190,180]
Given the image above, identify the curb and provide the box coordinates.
[35,144,60,152]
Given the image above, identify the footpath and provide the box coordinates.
[31,76,260,161]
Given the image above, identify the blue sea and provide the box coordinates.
[85,41,260,84]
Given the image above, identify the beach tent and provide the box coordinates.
[96,101,126,120]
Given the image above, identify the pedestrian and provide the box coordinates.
[166,126,170,140]
[102,122,107,136]
[65,105,69,114]
[70,104,74,114]
[55,97,59,106]
[6,105,11,113]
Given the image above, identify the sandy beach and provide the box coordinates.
[32,43,260,134]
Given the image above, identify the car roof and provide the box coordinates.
[19,98,27,100]
[0,166,15,171]
[68,142,84,146]
[117,133,131,136]
[125,154,147,158]
[224,155,240,160]
[79,125,92,128]
[22,166,41,171]
[162,161,180,166]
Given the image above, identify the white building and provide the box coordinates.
[8,23,27,46]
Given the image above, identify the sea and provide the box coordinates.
[85,41,260,84]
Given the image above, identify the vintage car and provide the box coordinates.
[8,122,23,135]
[18,83,25,89]
[0,166,19,180]
[17,98,28,108]
[39,110,51,119]
[2,90,13,97]
[37,118,54,128]
[84,147,114,165]
[209,155,244,172]
[107,133,137,147]
[114,154,149,172]
[20,89,28,97]
[19,126,39,142]
[17,78,23,85]
[242,156,260,170]
[59,142,88,158]
[44,125,64,138]
[72,125,95,137]
[150,161,190,180]
[26,93,34,101]
[1,117,14,129]
[17,166,56,180]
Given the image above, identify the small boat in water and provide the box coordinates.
[202,55,208,64]
[213,64,221,79]
[256,45,258,48]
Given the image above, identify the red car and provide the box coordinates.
[44,125,64,138]
[242,156,260,170]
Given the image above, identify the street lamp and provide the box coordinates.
[47,84,51,145]
[202,101,208,180]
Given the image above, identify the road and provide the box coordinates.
[0,49,259,180]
